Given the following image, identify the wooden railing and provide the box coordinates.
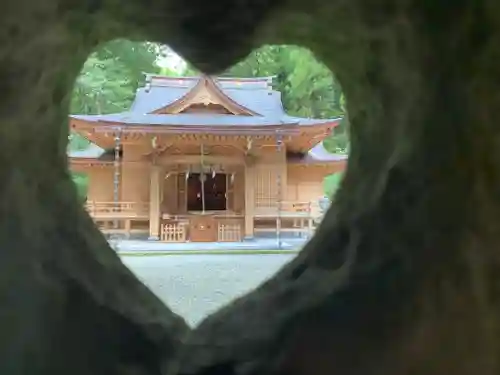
[85,201,150,219]
[84,199,323,240]
[253,200,321,237]
[254,201,318,218]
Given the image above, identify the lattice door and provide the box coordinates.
[255,167,279,208]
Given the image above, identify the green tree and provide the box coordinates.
[323,172,344,198]
[222,45,348,152]
[323,93,349,153]
[70,39,160,116]
[69,39,162,150]
[72,173,89,202]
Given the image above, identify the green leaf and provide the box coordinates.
[323,172,344,198]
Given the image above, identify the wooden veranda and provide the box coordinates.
[85,199,322,242]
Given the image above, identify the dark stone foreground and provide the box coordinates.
[2,0,500,375]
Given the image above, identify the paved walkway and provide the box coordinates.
[122,254,294,326]
[112,238,307,252]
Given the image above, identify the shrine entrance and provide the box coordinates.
[187,173,227,212]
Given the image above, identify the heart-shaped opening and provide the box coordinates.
[69,40,349,326]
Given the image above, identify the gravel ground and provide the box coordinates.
[122,254,295,326]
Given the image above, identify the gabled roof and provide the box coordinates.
[70,74,342,131]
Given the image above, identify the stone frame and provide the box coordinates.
[1,1,499,374]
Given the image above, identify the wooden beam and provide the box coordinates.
[161,154,247,165]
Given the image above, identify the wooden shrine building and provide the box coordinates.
[68,75,347,242]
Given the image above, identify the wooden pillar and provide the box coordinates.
[244,165,255,239]
[276,135,283,249]
[112,130,122,230]
[149,165,161,240]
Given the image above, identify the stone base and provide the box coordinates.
[243,236,255,242]
[148,235,160,241]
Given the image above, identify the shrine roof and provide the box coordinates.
[70,75,342,129]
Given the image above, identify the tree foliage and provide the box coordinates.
[323,172,344,199]
[72,173,89,202]
[71,39,160,116]
[69,39,163,150]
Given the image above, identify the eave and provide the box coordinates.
[69,116,340,135]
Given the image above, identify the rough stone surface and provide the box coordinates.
[2,0,500,375]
